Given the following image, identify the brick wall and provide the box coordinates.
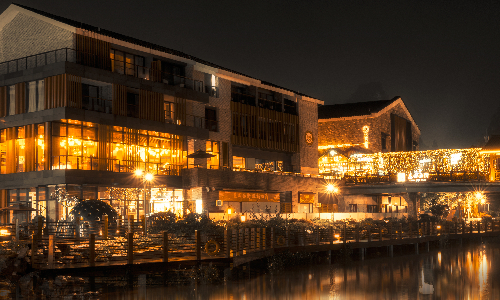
[296,98,319,173]
[0,12,74,63]
[319,102,420,153]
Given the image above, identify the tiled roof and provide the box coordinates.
[318,97,400,119]
[12,3,316,99]
[483,135,500,150]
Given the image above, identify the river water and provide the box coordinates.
[3,241,499,299]
[100,242,499,300]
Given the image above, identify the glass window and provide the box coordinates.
[37,80,44,111]
[27,81,37,113]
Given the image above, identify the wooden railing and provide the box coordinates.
[2,220,499,270]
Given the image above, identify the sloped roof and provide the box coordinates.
[318,97,399,119]
[10,3,316,99]
[481,135,500,152]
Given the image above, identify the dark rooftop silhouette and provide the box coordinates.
[318,97,400,119]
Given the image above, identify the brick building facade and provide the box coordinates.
[0,4,324,224]
[318,97,420,153]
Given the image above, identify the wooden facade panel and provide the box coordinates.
[0,86,7,117]
[24,124,36,172]
[75,34,111,70]
[112,84,127,116]
[174,97,186,125]
[5,128,16,174]
[139,90,164,122]
[150,60,162,83]
[231,102,299,153]
[45,74,82,109]
[14,82,26,115]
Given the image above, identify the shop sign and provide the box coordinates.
[219,191,280,202]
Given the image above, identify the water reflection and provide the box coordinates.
[7,242,500,299]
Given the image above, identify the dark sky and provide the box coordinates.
[2,0,500,149]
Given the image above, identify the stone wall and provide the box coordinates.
[319,102,420,153]
[0,12,74,62]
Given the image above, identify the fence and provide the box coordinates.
[2,219,499,270]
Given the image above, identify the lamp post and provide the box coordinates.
[134,169,154,221]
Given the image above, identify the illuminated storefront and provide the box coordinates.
[0,119,186,175]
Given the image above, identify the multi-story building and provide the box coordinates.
[0,4,324,224]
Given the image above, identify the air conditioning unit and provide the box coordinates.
[216,200,223,206]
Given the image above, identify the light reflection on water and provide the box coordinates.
[102,243,500,300]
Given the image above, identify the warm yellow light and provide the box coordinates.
[240,215,246,222]
[334,234,340,239]
[397,173,406,182]
[0,229,10,236]
[134,169,144,177]
[227,208,232,215]
[144,173,154,181]
[437,225,441,230]
[326,183,339,194]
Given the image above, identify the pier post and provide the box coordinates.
[224,229,230,258]
[75,218,80,240]
[37,218,43,240]
[360,248,365,261]
[271,228,275,249]
[127,232,133,264]
[315,226,320,245]
[128,215,133,233]
[195,230,201,260]
[235,229,239,256]
[31,234,37,268]
[355,224,360,243]
[389,245,393,257]
[103,215,108,240]
[343,223,347,244]
[15,219,19,241]
[163,231,169,262]
[389,222,393,240]
[90,233,95,267]
[286,227,290,247]
[48,235,54,269]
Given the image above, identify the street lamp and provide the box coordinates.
[134,169,154,221]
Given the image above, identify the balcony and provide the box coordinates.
[0,48,219,97]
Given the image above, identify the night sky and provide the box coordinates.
[1,0,500,149]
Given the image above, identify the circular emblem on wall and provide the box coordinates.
[305,131,314,146]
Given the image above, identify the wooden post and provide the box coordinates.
[163,231,168,263]
[127,232,134,264]
[262,228,266,250]
[89,233,95,267]
[316,226,320,245]
[195,230,201,260]
[271,228,275,249]
[37,218,43,240]
[48,235,54,269]
[343,223,347,244]
[329,226,334,245]
[355,225,360,243]
[399,223,403,240]
[31,234,37,268]
[75,218,80,240]
[103,215,108,240]
[235,229,239,256]
[224,230,230,258]
[15,219,19,241]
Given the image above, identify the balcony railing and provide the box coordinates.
[0,48,219,97]
[52,155,182,176]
